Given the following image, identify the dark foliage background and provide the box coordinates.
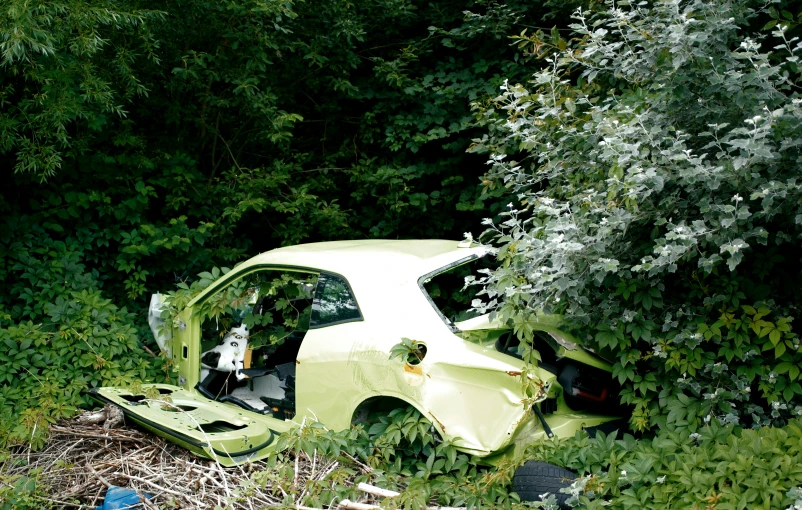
[0,0,575,446]
[4,1,802,507]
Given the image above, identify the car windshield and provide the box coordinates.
[421,254,496,325]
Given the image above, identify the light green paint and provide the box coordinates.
[95,240,621,465]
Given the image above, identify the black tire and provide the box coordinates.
[513,461,576,508]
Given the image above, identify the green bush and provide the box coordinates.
[1,0,577,447]
[0,230,171,448]
[472,0,802,431]
[0,471,48,510]
[217,408,802,509]
[523,419,802,509]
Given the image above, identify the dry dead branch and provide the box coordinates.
[0,417,467,510]
[74,404,125,430]
[338,500,380,510]
[0,420,280,509]
[357,482,400,498]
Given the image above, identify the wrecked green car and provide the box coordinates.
[91,240,623,467]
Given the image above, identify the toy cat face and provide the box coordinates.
[200,325,250,378]
[224,325,249,348]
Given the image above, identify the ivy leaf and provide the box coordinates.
[769,328,781,346]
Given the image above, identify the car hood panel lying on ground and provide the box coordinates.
[92,240,621,466]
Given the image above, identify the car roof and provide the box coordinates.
[245,239,489,280]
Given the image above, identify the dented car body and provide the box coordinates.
[91,240,622,466]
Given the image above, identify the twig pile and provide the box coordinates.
[0,412,334,509]
[2,421,264,509]
[1,407,467,509]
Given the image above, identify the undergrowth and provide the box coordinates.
[526,417,802,509]
[261,407,527,509]
[273,411,802,509]
[3,406,802,509]
[251,409,802,509]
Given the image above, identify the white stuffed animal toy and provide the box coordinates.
[200,325,249,381]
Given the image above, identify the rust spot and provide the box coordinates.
[506,370,522,377]
[296,359,301,365]
[403,363,422,375]
[430,413,446,433]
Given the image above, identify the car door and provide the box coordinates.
[89,383,292,466]
[91,266,319,466]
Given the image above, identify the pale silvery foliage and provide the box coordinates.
[787,486,802,510]
[472,0,802,428]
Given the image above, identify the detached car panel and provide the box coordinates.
[91,385,294,466]
[93,240,623,465]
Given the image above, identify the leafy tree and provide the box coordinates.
[472,0,802,431]
[0,0,575,444]
[0,0,165,179]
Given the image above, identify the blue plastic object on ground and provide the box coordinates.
[95,486,151,509]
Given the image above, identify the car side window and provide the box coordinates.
[310,273,361,328]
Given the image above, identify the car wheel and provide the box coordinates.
[512,460,576,508]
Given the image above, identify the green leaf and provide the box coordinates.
[769,329,782,346]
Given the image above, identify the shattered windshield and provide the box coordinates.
[421,254,496,327]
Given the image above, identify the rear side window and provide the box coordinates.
[420,254,496,328]
[310,273,362,328]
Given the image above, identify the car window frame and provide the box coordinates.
[308,272,363,329]
[417,254,479,333]
[192,264,363,329]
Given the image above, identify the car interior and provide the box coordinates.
[424,257,624,416]
[495,331,624,414]
[196,270,317,420]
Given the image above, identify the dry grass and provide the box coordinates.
[0,410,351,509]
[1,406,473,509]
